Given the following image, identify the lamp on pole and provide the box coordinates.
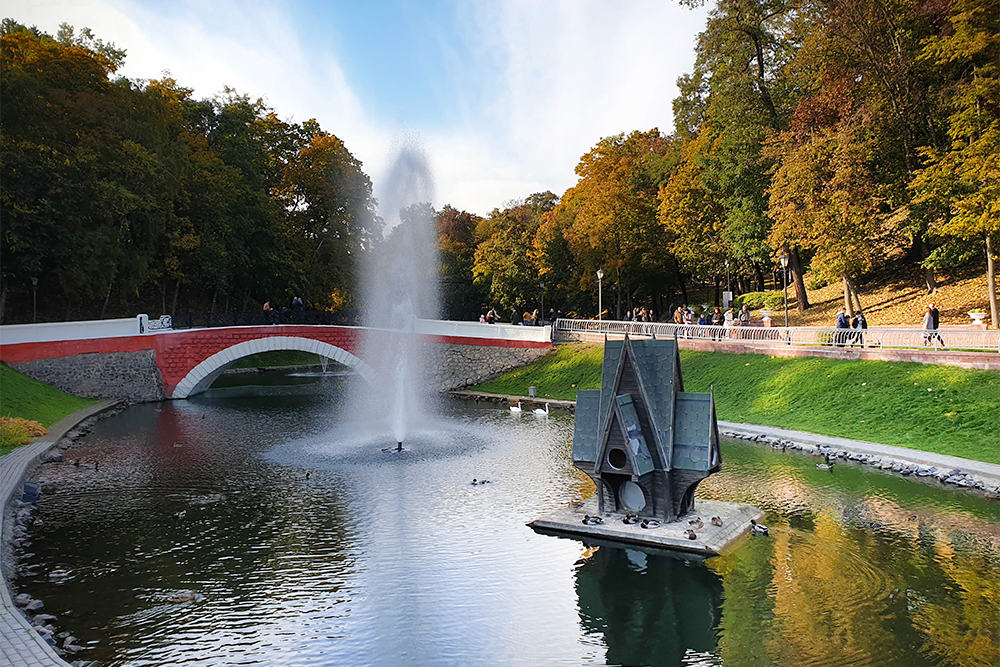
[540,280,545,326]
[31,277,38,323]
[779,254,789,328]
[724,259,730,294]
[596,269,604,321]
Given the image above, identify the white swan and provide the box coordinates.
[509,402,522,413]
[533,403,550,416]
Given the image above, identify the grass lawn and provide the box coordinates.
[0,363,97,455]
[229,350,329,369]
[472,343,1000,465]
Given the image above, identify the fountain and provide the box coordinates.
[349,142,439,451]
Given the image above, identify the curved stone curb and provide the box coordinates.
[718,421,1000,493]
[1,398,121,667]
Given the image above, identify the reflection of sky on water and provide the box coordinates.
[16,372,1000,666]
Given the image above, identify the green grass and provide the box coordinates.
[0,363,96,455]
[229,350,328,369]
[471,343,1000,465]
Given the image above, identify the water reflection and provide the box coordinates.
[13,370,1000,666]
[576,546,722,666]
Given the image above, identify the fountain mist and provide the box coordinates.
[350,142,439,447]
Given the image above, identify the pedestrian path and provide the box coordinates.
[1,399,118,667]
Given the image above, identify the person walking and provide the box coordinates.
[930,303,945,348]
[850,310,868,348]
[292,296,304,323]
[835,307,850,347]
[924,305,945,348]
[738,304,751,326]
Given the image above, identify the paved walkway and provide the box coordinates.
[1,399,118,667]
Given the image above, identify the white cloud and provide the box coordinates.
[4,0,709,217]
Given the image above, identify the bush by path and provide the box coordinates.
[472,343,1000,465]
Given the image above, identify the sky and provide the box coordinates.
[6,0,711,219]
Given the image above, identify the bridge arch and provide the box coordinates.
[171,336,376,399]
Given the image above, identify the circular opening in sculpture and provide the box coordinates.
[608,448,627,469]
[619,481,646,512]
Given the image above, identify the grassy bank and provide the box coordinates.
[229,350,328,369]
[472,343,1000,464]
[0,363,96,455]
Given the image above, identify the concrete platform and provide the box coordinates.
[529,498,764,557]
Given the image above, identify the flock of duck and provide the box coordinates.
[580,512,769,541]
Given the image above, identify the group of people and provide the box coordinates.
[922,302,945,348]
[833,307,868,347]
[479,307,560,326]
[262,296,305,324]
[626,307,655,322]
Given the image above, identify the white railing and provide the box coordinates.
[413,318,551,343]
[555,319,1000,352]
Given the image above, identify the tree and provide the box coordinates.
[910,0,1000,327]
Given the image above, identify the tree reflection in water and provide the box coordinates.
[575,544,723,666]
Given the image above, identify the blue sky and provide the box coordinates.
[7,0,711,218]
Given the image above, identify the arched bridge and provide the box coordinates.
[0,317,551,402]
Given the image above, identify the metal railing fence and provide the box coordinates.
[555,319,1000,352]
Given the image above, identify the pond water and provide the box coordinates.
[17,372,1000,667]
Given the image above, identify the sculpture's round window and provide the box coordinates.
[619,481,646,511]
[608,448,627,469]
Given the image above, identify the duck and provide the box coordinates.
[582,514,604,525]
[622,513,640,525]
[640,518,660,529]
[509,402,522,413]
[684,529,698,540]
[817,454,835,470]
[711,516,723,527]
[167,590,198,603]
[172,510,187,520]
[688,518,704,529]
[533,403,550,416]
[772,442,786,451]
[750,519,769,536]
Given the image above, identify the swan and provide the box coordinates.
[750,519,769,536]
[533,403,550,416]
[509,402,522,413]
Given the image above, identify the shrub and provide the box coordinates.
[0,417,46,448]
[805,273,828,290]
[734,291,785,311]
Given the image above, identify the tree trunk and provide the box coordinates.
[100,279,113,319]
[675,265,688,305]
[171,280,181,315]
[842,275,855,317]
[714,276,721,306]
[789,247,810,312]
[752,262,765,292]
[919,237,937,293]
[0,286,6,324]
[161,281,167,315]
[987,234,998,329]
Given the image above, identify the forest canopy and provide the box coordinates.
[1,0,997,327]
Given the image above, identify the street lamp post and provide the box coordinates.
[596,269,604,321]
[540,280,545,326]
[31,277,38,323]
[780,254,789,328]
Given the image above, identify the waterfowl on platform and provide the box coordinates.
[640,519,660,529]
[711,516,723,527]
[622,514,640,525]
[688,518,704,529]
[750,519,769,536]
[684,529,697,540]
[509,402,522,413]
[582,514,604,525]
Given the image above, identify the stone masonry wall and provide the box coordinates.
[424,342,551,391]
[11,349,166,402]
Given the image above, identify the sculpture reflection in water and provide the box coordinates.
[575,545,723,666]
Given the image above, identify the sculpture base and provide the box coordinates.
[529,498,763,557]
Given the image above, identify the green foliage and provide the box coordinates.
[0,420,31,451]
[228,350,325,369]
[734,291,784,310]
[0,363,95,427]
[472,345,1000,464]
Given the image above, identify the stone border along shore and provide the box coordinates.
[1,399,122,667]
[448,390,1000,496]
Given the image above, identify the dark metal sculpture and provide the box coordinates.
[572,337,721,521]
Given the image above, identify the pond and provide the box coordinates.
[16,371,1000,666]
